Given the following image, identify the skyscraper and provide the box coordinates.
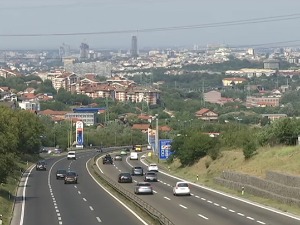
[130,36,138,58]
[80,43,89,60]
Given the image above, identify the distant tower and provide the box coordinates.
[80,43,89,60]
[130,36,138,58]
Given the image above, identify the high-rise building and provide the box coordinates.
[130,36,138,58]
[80,43,89,59]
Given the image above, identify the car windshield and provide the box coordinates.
[177,183,189,187]
[66,172,77,176]
[120,173,131,177]
[150,164,157,167]
[146,172,156,176]
[138,183,151,186]
[57,170,66,174]
[68,153,75,155]
[38,161,46,165]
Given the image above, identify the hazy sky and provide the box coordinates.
[1,0,300,50]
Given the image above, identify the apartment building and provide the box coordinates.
[246,96,280,107]
[52,72,79,92]
[65,112,96,126]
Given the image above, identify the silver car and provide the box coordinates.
[144,172,158,182]
[134,182,153,195]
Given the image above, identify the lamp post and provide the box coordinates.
[155,114,159,162]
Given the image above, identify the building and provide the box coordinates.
[261,114,287,121]
[204,91,221,104]
[80,43,89,59]
[195,108,218,121]
[246,96,280,107]
[65,113,96,126]
[130,36,138,58]
[19,101,40,111]
[222,77,247,87]
[263,59,280,70]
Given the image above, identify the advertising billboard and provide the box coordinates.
[159,139,173,159]
[76,121,84,149]
[148,128,156,152]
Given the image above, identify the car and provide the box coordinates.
[118,173,133,183]
[173,182,191,196]
[120,150,127,156]
[64,171,78,184]
[114,154,122,161]
[148,163,158,172]
[131,166,144,176]
[56,169,67,179]
[130,152,138,160]
[36,160,47,171]
[102,154,113,164]
[134,182,153,195]
[67,151,76,160]
[147,145,152,150]
[144,172,158,182]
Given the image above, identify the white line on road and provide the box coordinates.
[201,197,206,201]
[78,191,81,194]
[221,206,227,209]
[247,217,254,220]
[96,217,102,223]
[83,198,87,201]
[74,185,77,188]
[229,209,235,213]
[164,197,171,200]
[153,190,157,193]
[214,203,220,206]
[238,213,245,217]
[198,214,209,220]
[90,206,94,211]
[257,221,266,224]
[195,195,200,198]
[207,200,213,204]
[179,204,187,209]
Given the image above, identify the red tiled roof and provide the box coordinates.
[132,124,150,130]
[159,125,171,132]
[39,109,71,116]
[195,108,210,115]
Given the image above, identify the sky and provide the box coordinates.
[1,0,300,50]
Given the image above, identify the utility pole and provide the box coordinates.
[155,114,159,163]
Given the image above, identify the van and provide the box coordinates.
[67,151,76,160]
[130,152,138,160]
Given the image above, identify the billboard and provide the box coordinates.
[76,121,84,148]
[159,139,173,159]
[148,128,156,152]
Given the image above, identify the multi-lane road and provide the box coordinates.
[12,150,300,225]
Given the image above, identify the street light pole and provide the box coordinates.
[155,114,159,162]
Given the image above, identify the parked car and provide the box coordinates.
[118,173,133,183]
[102,154,113,164]
[36,160,47,171]
[64,171,78,184]
[134,182,153,195]
[173,181,191,196]
[144,172,158,182]
[148,163,158,172]
[56,169,67,179]
[67,151,76,160]
[131,166,144,176]
[114,154,122,161]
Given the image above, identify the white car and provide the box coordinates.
[173,182,191,196]
[148,163,158,172]
[67,151,76,160]
[130,152,138,160]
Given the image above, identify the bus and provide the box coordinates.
[135,145,143,152]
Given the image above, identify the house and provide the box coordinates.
[39,109,71,121]
[24,87,36,94]
[0,69,21,78]
[195,108,218,121]
[132,124,151,133]
[261,114,287,121]
[222,77,247,87]
[159,125,172,132]
[246,96,280,108]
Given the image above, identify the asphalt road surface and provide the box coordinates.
[20,151,147,225]
[98,151,300,225]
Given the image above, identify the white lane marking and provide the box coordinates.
[257,221,266,224]
[74,185,77,188]
[164,197,171,200]
[57,213,61,217]
[90,206,94,211]
[115,167,118,169]
[140,159,300,222]
[221,206,227,209]
[91,158,149,225]
[179,204,187,209]
[153,190,157,193]
[96,217,102,223]
[58,217,62,221]
[214,203,220,206]
[201,198,206,201]
[83,198,87,201]
[78,191,81,194]
[119,169,122,172]
[167,184,171,187]
[195,195,200,198]
[19,166,35,225]
[56,209,59,212]
[198,214,209,220]
[59,222,62,225]
[247,217,254,220]
[207,200,213,204]
[238,213,245,217]
[229,209,235,213]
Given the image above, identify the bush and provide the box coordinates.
[243,140,257,159]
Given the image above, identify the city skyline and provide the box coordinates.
[1,0,300,50]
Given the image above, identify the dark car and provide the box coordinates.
[36,160,47,171]
[56,169,67,179]
[64,171,78,184]
[131,166,144,176]
[103,154,113,164]
[118,173,133,183]
[144,172,158,182]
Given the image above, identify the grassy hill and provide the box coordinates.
[152,145,300,215]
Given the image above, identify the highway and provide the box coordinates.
[21,151,147,225]
[97,151,300,225]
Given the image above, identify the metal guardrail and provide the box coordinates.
[92,153,174,225]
